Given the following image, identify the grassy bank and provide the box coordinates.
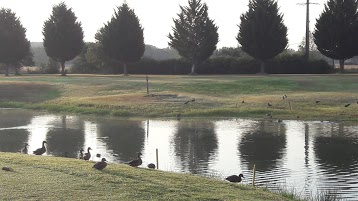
[0,153,297,201]
[0,74,357,121]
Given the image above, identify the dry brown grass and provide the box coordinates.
[0,74,357,120]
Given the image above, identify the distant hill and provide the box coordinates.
[31,42,49,66]
[144,45,179,60]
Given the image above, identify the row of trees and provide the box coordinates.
[0,0,358,76]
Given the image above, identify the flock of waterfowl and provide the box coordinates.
[247,94,357,122]
[15,141,244,183]
[17,141,147,171]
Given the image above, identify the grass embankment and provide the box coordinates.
[0,74,357,121]
[0,153,297,201]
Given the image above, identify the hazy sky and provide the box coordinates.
[0,0,327,50]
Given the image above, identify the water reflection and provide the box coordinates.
[47,116,85,158]
[96,118,145,162]
[1,109,358,200]
[239,121,286,172]
[172,120,218,174]
[314,123,358,172]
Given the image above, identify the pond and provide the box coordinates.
[1,108,358,200]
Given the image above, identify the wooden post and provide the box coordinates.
[289,102,292,111]
[146,75,149,94]
[156,148,159,169]
[252,164,256,187]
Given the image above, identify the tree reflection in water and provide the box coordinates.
[239,121,286,172]
[0,109,33,152]
[46,116,85,158]
[314,123,358,173]
[97,119,145,162]
[173,120,218,174]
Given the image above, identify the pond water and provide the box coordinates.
[1,109,358,200]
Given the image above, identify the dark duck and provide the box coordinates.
[225,174,244,183]
[21,143,29,154]
[33,141,47,155]
[93,158,108,170]
[127,152,142,167]
[83,147,92,161]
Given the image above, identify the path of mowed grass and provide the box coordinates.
[0,153,298,201]
[0,74,357,121]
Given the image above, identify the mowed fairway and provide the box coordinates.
[0,74,357,121]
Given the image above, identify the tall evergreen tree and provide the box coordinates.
[168,0,218,75]
[43,2,84,76]
[314,0,358,73]
[97,3,145,76]
[237,0,288,74]
[0,8,30,76]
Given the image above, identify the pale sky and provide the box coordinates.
[0,0,327,50]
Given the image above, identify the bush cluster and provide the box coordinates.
[117,54,333,75]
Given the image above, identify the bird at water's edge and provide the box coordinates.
[21,143,29,154]
[147,163,156,169]
[83,147,92,161]
[127,152,142,167]
[33,141,47,155]
[225,174,244,183]
[93,158,107,170]
[78,149,84,159]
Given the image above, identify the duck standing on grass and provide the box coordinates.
[33,141,47,155]
[127,152,142,167]
[78,149,84,159]
[225,174,244,183]
[83,147,92,161]
[21,143,29,154]
[93,158,107,170]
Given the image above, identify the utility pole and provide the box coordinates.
[298,0,319,61]
[305,0,310,61]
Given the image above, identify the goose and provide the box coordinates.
[345,103,351,107]
[21,143,29,154]
[93,158,107,170]
[33,141,47,155]
[147,163,156,169]
[267,103,272,107]
[78,149,84,159]
[225,174,244,183]
[83,147,92,161]
[127,152,142,167]
[316,100,320,104]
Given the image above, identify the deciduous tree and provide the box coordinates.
[97,3,145,75]
[314,0,358,73]
[237,0,288,74]
[168,0,218,75]
[0,8,30,76]
[43,2,84,76]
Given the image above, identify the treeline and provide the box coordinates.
[69,48,333,75]
[1,0,358,76]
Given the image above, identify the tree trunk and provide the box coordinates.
[5,66,9,76]
[339,59,344,73]
[190,63,196,75]
[60,61,66,76]
[259,61,266,74]
[123,63,128,76]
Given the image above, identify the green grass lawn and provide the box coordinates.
[0,74,357,121]
[0,153,298,201]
